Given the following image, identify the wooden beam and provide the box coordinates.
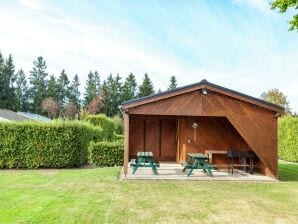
[123,113,129,175]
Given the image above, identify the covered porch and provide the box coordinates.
[121,80,282,179]
[122,115,271,180]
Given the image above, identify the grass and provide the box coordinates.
[0,161,297,224]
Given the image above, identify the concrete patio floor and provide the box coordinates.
[121,162,276,181]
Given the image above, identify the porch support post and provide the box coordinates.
[123,112,130,175]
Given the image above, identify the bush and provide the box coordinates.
[279,117,298,162]
[0,121,94,168]
[83,114,115,141]
[89,141,124,167]
[112,115,123,134]
[115,134,124,142]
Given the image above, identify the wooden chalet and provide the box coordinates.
[120,79,283,178]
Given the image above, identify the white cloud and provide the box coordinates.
[19,0,42,10]
[233,0,271,14]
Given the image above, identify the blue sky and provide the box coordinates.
[0,0,297,111]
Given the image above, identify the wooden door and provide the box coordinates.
[160,119,177,161]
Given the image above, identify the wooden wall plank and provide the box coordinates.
[202,92,278,177]
[160,119,177,157]
[145,119,160,158]
[129,118,144,157]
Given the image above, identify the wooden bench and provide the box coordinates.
[130,152,160,175]
[182,153,215,177]
[130,159,137,167]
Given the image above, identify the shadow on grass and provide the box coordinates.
[278,160,298,181]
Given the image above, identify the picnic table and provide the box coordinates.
[183,153,214,177]
[130,151,160,175]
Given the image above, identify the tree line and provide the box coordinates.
[0,51,178,118]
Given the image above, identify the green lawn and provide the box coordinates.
[0,161,297,224]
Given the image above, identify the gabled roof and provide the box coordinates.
[0,109,33,122]
[18,112,52,122]
[121,79,284,114]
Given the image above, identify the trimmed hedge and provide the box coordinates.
[0,121,95,168]
[112,115,124,134]
[279,117,298,162]
[89,141,124,167]
[83,114,115,141]
[115,134,124,142]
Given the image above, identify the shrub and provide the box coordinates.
[279,117,298,162]
[89,141,124,167]
[0,121,94,168]
[83,114,115,141]
[115,134,124,142]
[112,115,123,134]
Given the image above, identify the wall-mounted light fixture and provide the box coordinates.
[192,122,198,129]
[192,122,198,141]
[202,89,208,95]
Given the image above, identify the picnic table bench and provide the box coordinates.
[182,153,215,177]
[130,151,160,175]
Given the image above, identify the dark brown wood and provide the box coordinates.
[160,119,177,158]
[125,84,279,178]
[129,117,177,161]
[201,92,278,177]
[145,119,160,158]
[128,91,203,116]
[123,82,283,114]
[129,118,144,157]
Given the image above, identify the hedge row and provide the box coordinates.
[89,141,124,167]
[0,121,95,168]
[83,114,115,141]
[279,117,298,162]
[115,134,124,142]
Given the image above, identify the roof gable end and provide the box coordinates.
[121,79,284,114]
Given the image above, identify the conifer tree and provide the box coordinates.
[0,54,16,110]
[29,56,48,113]
[122,73,137,102]
[46,75,58,100]
[138,73,154,97]
[94,71,101,94]
[168,75,177,90]
[68,74,81,107]
[100,74,123,117]
[57,69,70,109]
[84,71,97,106]
[15,69,29,111]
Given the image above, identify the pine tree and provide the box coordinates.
[101,80,109,115]
[68,74,81,107]
[94,71,101,94]
[138,73,154,97]
[168,75,177,90]
[46,75,58,100]
[111,74,123,116]
[15,69,29,111]
[57,69,70,110]
[29,56,48,113]
[0,52,6,108]
[100,74,123,117]
[84,71,97,106]
[0,54,16,110]
[122,73,137,102]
